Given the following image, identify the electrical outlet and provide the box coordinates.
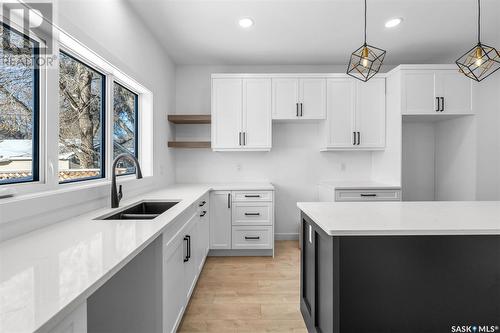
[236,164,242,171]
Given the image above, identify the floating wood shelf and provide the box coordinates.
[168,115,211,124]
[168,141,211,148]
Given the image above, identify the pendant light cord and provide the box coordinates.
[364,0,367,45]
[477,0,481,43]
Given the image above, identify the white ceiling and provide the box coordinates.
[126,0,500,65]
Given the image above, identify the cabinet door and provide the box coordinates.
[243,79,272,149]
[300,78,326,119]
[355,78,386,148]
[184,216,199,301]
[402,71,437,114]
[437,70,472,114]
[212,78,242,149]
[209,191,232,249]
[325,79,356,148]
[164,234,187,333]
[199,209,210,263]
[272,78,299,119]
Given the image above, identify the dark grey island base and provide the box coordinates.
[300,212,500,333]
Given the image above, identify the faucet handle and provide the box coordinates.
[118,185,123,201]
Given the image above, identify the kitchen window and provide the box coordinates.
[0,23,40,185]
[58,51,106,183]
[113,82,139,176]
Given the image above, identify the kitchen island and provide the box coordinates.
[297,201,500,333]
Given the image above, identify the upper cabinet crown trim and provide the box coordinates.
[211,73,387,79]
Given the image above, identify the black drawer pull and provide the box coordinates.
[245,212,260,216]
[360,193,377,197]
[199,201,206,207]
[244,195,261,198]
[245,236,260,240]
[200,210,207,217]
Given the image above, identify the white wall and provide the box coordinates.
[174,65,376,239]
[402,121,436,201]
[435,116,476,200]
[475,74,500,200]
[0,0,176,241]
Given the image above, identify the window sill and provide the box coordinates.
[0,175,150,205]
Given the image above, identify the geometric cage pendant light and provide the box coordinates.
[347,0,386,82]
[456,0,500,82]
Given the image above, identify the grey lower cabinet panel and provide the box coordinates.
[87,236,163,333]
[300,212,500,333]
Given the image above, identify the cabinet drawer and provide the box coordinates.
[232,226,273,249]
[232,202,272,226]
[232,191,273,202]
[335,189,401,202]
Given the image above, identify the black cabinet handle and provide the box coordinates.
[353,132,356,145]
[239,132,242,145]
[245,236,260,240]
[357,132,361,145]
[243,132,246,146]
[199,201,206,207]
[296,103,299,117]
[360,193,377,197]
[228,193,231,208]
[183,236,190,262]
[245,194,261,198]
[435,97,440,112]
[440,97,445,112]
[245,212,260,216]
[200,210,207,217]
[300,103,303,117]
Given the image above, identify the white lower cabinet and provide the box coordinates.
[163,229,187,333]
[50,302,87,333]
[210,189,274,252]
[232,226,273,249]
[163,197,210,333]
[209,191,232,249]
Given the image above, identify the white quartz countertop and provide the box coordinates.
[318,180,401,190]
[0,182,273,333]
[297,201,500,236]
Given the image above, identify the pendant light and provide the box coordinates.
[456,0,500,82]
[347,0,386,82]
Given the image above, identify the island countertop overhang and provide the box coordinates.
[297,201,500,236]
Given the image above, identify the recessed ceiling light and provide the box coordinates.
[238,17,254,29]
[385,18,402,28]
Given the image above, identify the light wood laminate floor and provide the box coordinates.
[178,240,307,333]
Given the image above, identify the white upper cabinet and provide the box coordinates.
[356,78,386,148]
[322,77,385,150]
[272,78,300,119]
[212,77,271,151]
[324,79,356,148]
[402,69,472,115]
[437,71,473,114]
[211,78,242,149]
[242,79,272,149]
[299,78,327,119]
[272,77,326,119]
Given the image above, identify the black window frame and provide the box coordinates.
[113,81,139,177]
[58,50,106,184]
[0,22,40,186]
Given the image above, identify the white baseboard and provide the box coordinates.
[275,233,299,240]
